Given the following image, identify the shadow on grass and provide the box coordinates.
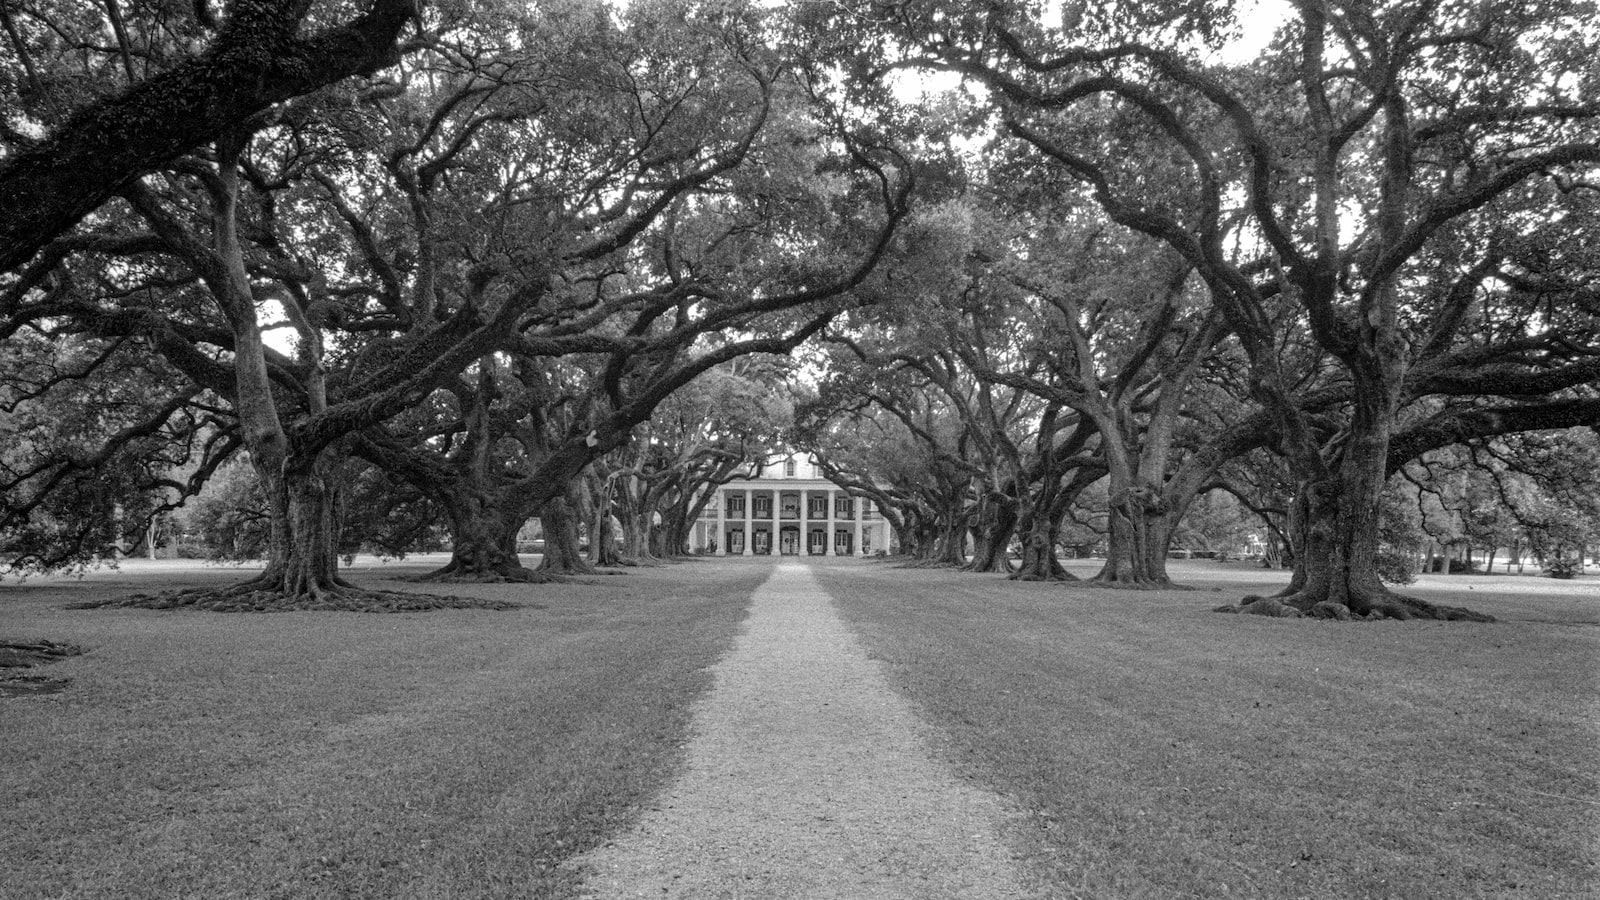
[0,640,85,698]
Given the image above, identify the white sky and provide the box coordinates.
[894,0,1292,101]
[260,299,299,356]
[1217,0,1294,63]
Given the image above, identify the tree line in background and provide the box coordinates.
[2,0,1597,618]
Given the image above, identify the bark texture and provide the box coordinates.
[1011,524,1074,582]
[1091,484,1177,588]
[422,495,542,582]
[963,493,1017,575]
[536,492,593,578]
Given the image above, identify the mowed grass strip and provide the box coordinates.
[1,558,763,900]
[813,559,1600,900]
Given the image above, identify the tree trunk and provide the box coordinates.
[898,515,937,561]
[111,450,371,608]
[276,452,345,596]
[1093,483,1176,588]
[1010,516,1073,581]
[886,522,907,557]
[612,477,658,564]
[536,492,592,577]
[415,366,540,582]
[591,512,623,567]
[220,446,406,604]
[1006,459,1100,583]
[1262,532,1285,568]
[661,513,691,558]
[423,492,535,582]
[932,517,968,567]
[1270,385,1492,621]
[619,511,652,562]
[963,493,1017,574]
[650,519,678,558]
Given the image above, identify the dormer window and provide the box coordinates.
[785,459,797,477]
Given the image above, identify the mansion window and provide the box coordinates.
[754,495,771,517]
[809,496,828,517]
[835,496,853,518]
[781,495,799,516]
[785,459,797,477]
[726,495,745,516]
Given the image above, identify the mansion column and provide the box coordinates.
[716,486,726,555]
[854,495,864,556]
[798,489,808,555]
[742,489,753,555]
[826,488,837,555]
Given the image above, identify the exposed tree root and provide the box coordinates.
[1353,590,1495,623]
[1008,554,1078,582]
[0,640,86,666]
[1216,588,1494,622]
[1,640,86,698]
[1008,569,1080,582]
[1215,595,1306,618]
[414,563,568,584]
[1083,574,1188,591]
[68,582,521,612]
[0,672,74,696]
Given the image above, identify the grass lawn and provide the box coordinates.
[1,556,761,900]
[814,558,1600,900]
[5,555,1596,899]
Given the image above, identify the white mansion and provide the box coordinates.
[692,453,888,556]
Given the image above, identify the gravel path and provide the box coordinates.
[574,560,1043,899]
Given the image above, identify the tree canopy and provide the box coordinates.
[4,0,1597,619]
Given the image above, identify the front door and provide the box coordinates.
[780,528,798,555]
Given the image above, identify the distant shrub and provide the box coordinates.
[1546,558,1581,580]
[1375,548,1417,585]
[1446,558,1478,574]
